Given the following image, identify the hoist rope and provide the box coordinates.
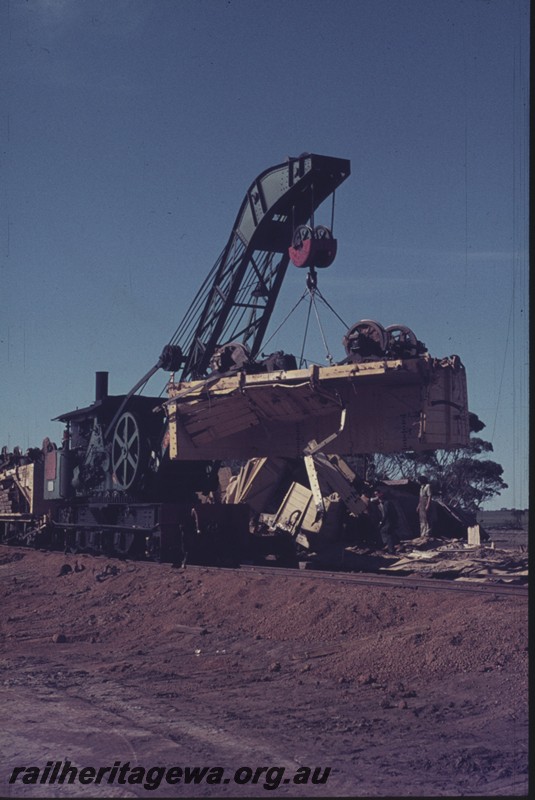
[299,295,314,368]
[310,289,334,365]
[260,288,309,352]
[314,287,348,329]
[260,268,347,367]
[330,190,336,234]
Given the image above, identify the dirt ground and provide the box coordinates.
[0,536,528,798]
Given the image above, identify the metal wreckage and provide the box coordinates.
[0,154,475,567]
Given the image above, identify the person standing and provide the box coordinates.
[373,488,400,554]
[417,475,432,538]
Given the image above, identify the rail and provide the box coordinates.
[184,562,528,599]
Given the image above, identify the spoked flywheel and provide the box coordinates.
[112,411,144,491]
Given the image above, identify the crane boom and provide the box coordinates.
[168,154,350,380]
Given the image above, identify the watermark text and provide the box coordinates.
[9,760,331,791]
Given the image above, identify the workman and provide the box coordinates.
[372,488,400,554]
[417,475,432,538]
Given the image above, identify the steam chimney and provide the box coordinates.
[95,371,109,402]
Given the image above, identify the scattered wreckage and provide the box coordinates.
[1,152,495,576]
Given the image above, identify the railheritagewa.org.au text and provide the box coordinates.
[8,760,331,791]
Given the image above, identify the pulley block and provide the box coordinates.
[158,344,184,372]
[289,224,337,269]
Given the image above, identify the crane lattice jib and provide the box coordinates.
[169,154,351,381]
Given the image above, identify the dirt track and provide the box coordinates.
[0,544,528,797]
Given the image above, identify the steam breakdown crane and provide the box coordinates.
[0,153,470,564]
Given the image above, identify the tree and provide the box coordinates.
[368,433,508,513]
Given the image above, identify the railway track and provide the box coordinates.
[195,563,529,599]
[1,543,527,599]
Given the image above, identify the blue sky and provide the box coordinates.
[1,0,529,509]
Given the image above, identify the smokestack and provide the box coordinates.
[95,371,108,402]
